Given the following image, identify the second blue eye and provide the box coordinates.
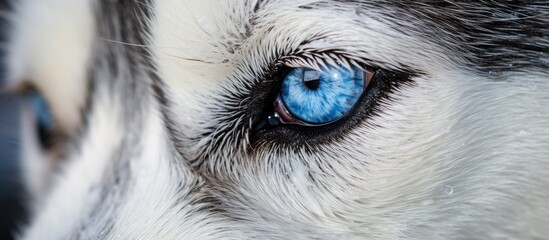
[280,65,365,124]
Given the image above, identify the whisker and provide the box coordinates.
[98,37,151,48]
[166,54,215,64]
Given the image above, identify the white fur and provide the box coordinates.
[153,2,549,238]
[8,0,549,239]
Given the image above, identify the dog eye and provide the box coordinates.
[265,64,374,127]
[28,92,55,148]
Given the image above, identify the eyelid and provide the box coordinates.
[263,65,377,128]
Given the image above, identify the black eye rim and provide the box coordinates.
[250,67,414,149]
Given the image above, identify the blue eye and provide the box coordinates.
[266,64,374,126]
[28,92,55,147]
[29,92,54,130]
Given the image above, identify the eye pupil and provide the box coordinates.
[304,79,320,90]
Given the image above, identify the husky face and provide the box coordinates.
[5,0,549,239]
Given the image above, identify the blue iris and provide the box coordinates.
[280,65,365,124]
[29,92,54,130]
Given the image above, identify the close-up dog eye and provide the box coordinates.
[260,64,375,128]
[252,62,408,145]
[0,1,547,239]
